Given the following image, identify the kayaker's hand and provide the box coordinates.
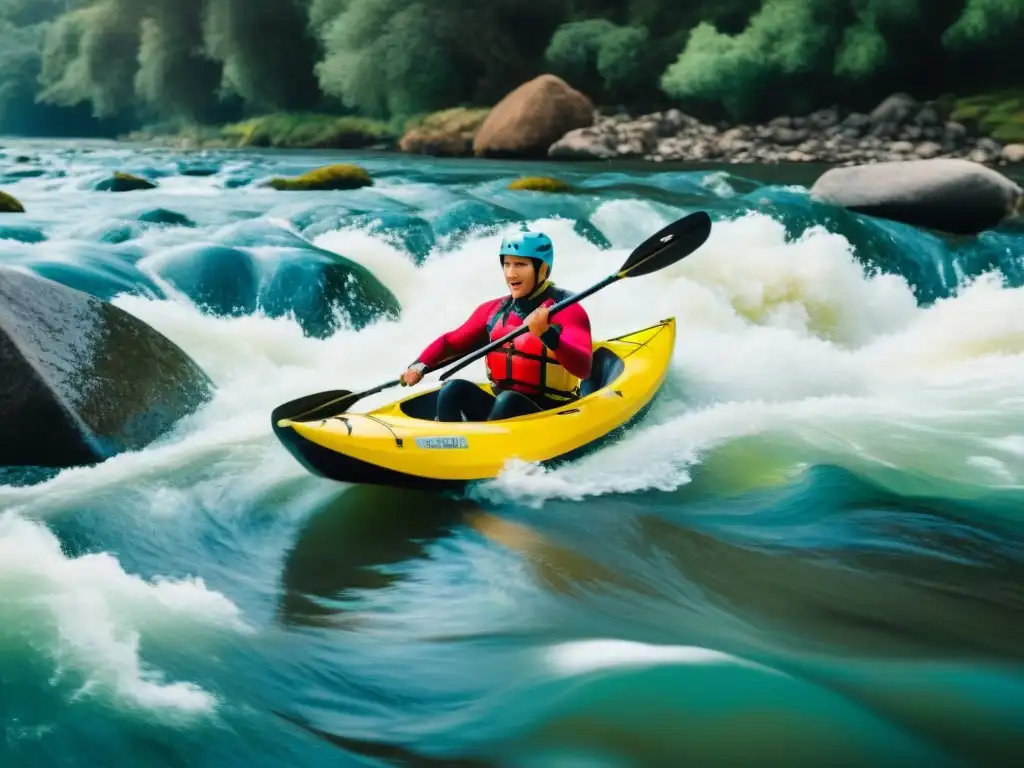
[401,365,424,386]
[526,306,550,337]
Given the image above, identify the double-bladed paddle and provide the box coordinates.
[272,210,712,426]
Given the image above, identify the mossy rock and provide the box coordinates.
[268,164,373,191]
[0,190,24,213]
[507,176,572,193]
[221,113,396,150]
[96,172,158,192]
[952,90,1024,144]
[399,107,492,156]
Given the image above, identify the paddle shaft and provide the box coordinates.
[283,273,618,421]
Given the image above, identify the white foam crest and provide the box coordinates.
[0,512,251,716]
[309,225,422,307]
[14,202,1024,507]
[546,638,773,676]
[470,211,1024,503]
[477,388,1024,506]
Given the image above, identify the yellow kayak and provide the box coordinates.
[273,317,676,490]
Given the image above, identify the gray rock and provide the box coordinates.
[977,137,1003,155]
[771,127,805,145]
[1002,144,1024,163]
[945,121,968,143]
[870,93,918,125]
[913,106,940,126]
[870,121,899,139]
[810,158,1022,235]
[841,112,872,131]
[967,148,991,164]
[807,108,839,130]
[547,128,616,160]
[545,94,1000,168]
[0,267,214,469]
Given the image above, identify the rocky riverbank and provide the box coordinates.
[113,77,1024,168]
[549,93,1024,166]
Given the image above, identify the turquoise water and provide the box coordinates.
[2,140,1024,766]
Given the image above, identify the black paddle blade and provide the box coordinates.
[620,210,712,278]
[271,389,353,426]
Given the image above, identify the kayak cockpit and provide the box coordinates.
[396,346,626,420]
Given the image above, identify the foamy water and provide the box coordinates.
[2,144,1024,765]
[6,202,1021,512]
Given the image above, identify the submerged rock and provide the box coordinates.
[136,208,196,227]
[810,158,1022,235]
[260,245,400,338]
[2,167,45,181]
[0,267,213,469]
[507,176,573,193]
[95,172,158,192]
[146,244,260,317]
[0,225,45,243]
[0,190,24,213]
[343,212,437,264]
[146,222,402,336]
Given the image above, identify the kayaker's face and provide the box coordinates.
[503,255,538,299]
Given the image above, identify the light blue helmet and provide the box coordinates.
[498,230,554,275]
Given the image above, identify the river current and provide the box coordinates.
[1,140,1023,767]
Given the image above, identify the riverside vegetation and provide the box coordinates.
[129,85,1024,168]
[1,1,1024,166]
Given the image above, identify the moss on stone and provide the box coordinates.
[506,176,572,193]
[96,172,158,192]
[952,90,1024,144]
[267,164,373,191]
[0,190,24,213]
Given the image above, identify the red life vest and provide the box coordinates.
[483,283,580,402]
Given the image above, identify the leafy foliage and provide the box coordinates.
[0,0,1022,137]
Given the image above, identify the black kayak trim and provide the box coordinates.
[271,394,660,492]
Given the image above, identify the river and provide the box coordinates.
[2,139,1023,767]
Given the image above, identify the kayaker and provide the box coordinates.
[399,230,593,421]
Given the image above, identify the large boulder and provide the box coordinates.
[809,158,1023,235]
[0,267,214,469]
[473,74,595,159]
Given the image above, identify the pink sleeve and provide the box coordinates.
[414,299,500,368]
[550,304,593,380]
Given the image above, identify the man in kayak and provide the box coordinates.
[399,230,593,421]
